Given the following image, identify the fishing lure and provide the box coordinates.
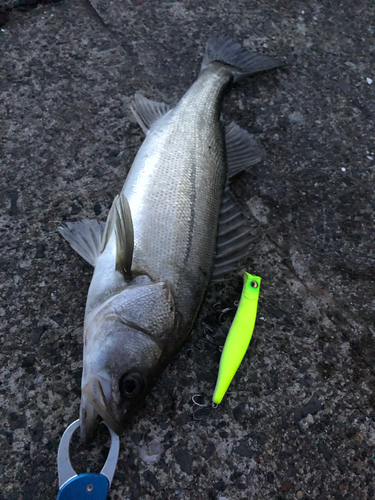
[212,272,261,404]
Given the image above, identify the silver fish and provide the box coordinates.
[59,34,282,439]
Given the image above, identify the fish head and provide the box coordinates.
[81,280,178,438]
[81,319,162,437]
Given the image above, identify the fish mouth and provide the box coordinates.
[81,375,125,437]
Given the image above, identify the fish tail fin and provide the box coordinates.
[201,33,284,81]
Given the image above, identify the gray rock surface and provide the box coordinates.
[1,1,374,499]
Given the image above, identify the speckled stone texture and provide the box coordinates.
[1,1,374,499]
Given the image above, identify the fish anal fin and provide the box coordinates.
[59,220,106,267]
[131,93,172,134]
[212,187,257,283]
[226,122,263,178]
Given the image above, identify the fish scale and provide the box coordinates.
[59,33,283,439]
[123,67,229,292]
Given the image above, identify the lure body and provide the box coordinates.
[212,273,261,404]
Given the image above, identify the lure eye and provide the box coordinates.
[119,372,145,398]
[250,280,258,288]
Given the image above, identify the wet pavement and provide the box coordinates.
[1,1,374,499]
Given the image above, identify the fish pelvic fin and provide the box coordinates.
[103,193,134,277]
[201,33,284,82]
[58,220,106,267]
[131,93,173,134]
[226,122,263,178]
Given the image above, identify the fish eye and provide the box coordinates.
[119,372,145,398]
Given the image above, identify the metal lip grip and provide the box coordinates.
[57,420,120,500]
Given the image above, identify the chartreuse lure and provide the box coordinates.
[212,273,261,404]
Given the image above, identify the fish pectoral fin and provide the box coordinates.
[226,122,264,178]
[59,193,133,271]
[58,220,106,267]
[103,193,134,277]
[212,187,258,283]
[114,194,134,276]
[130,93,173,134]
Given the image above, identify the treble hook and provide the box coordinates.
[218,307,235,324]
[195,338,205,351]
[192,394,206,407]
[192,394,218,421]
[218,299,240,323]
[195,327,223,351]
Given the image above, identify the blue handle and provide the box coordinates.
[57,473,109,500]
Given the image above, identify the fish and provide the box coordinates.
[59,33,282,439]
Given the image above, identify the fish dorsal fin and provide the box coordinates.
[103,193,134,277]
[212,187,257,283]
[225,122,263,178]
[130,93,172,134]
[58,220,106,267]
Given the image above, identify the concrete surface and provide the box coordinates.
[1,1,374,499]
